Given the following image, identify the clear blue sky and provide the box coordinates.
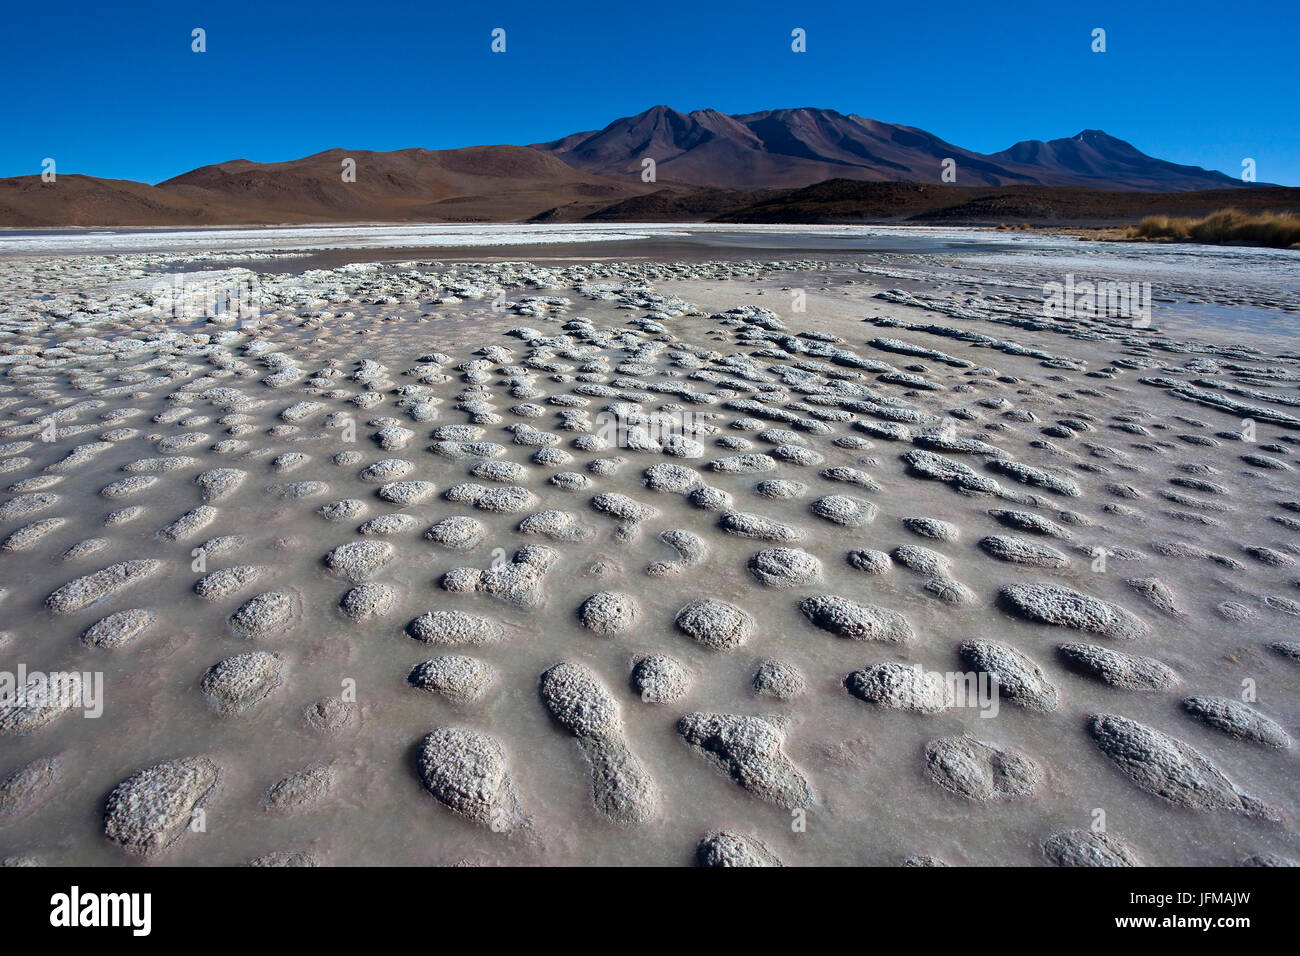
[4,0,1297,185]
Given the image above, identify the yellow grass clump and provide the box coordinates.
[1127,208,1300,248]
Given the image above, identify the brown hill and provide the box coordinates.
[533,106,1244,192]
[0,146,652,227]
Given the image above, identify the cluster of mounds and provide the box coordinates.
[1,243,1297,866]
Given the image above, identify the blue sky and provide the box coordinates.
[4,0,1297,185]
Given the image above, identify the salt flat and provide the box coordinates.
[0,227,1297,866]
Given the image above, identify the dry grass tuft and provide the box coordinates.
[1126,208,1300,248]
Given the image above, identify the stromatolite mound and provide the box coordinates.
[958,640,1059,712]
[844,662,952,713]
[748,548,822,588]
[1057,643,1179,690]
[265,764,334,813]
[1088,714,1280,819]
[416,727,525,830]
[45,559,163,614]
[80,608,155,649]
[441,545,558,608]
[752,659,806,700]
[539,662,656,825]
[577,591,639,636]
[676,712,812,809]
[406,609,503,645]
[229,590,299,639]
[339,582,396,622]
[979,535,1070,569]
[999,583,1148,640]
[800,594,913,643]
[924,735,1041,801]
[200,651,283,716]
[408,656,496,704]
[1181,697,1291,749]
[103,756,220,856]
[674,599,754,650]
[0,755,63,821]
[631,655,691,703]
[696,831,783,867]
[1042,828,1141,867]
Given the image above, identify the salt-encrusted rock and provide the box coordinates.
[577,591,639,636]
[748,548,822,588]
[265,764,334,813]
[0,755,63,821]
[810,494,877,527]
[988,508,1072,539]
[416,727,525,829]
[441,545,558,608]
[999,583,1148,640]
[377,480,436,505]
[752,659,806,700]
[424,516,485,549]
[103,757,220,856]
[847,549,892,574]
[675,599,755,650]
[709,454,777,474]
[1125,577,1184,617]
[409,656,496,704]
[890,544,952,576]
[200,651,284,716]
[1058,643,1178,690]
[194,565,262,601]
[676,712,812,808]
[45,559,163,614]
[194,468,246,502]
[631,655,691,703]
[318,499,367,522]
[902,516,958,541]
[159,505,218,541]
[359,458,413,482]
[643,463,702,493]
[1,518,65,552]
[339,582,396,622]
[80,608,155,649]
[754,478,807,499]
[1182,697,1291,749]
[988,459,1081,497]
[820,466,882,491]
[229,590,298,640]
[696,831,782,867]
[717,511,802,543]
[924,735,1040,800]
[979,535,1070,569]
[590,492,656,522]
[1088,714,1279,819]
[406,609,503,645]
[845,662,953,713]
[1042,828,1141,867]
[958,640,1059,712]
[922,576,977,605]
[539,662,656,825]
[358,513,417,535]
[323,540,393,582]
[518,509,591,541]
[800,594,913,643]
